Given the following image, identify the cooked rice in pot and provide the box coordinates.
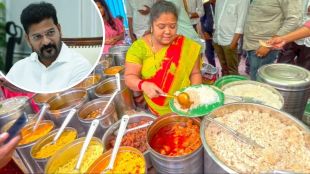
[205,109,310,173]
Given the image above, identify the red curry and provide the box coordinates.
[150,120,201,156]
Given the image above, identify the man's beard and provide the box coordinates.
[33,40,62,61]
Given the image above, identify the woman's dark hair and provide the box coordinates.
[20,2,58,34]
[150,0,178,24]
[94,0,117,31]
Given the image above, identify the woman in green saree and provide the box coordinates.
[125,0,202,116]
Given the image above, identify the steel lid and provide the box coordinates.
[109,45,130,54]
[257,63,310,90]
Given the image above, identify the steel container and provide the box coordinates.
[46,88,88,136]
[32,93,57,106]
[44,137,104,173]
[221,80,284,110]
[30,127,78,170]
[147,114,203,174]
[77,98,119,138]
[257,63,310,120]
[95,77,135,116]
[87,146,147,173]
[200,103,310,173]
[73,75,102,100]
[0,96,34,129]
[2,120,54,173]
[108,45,130,66]
[102,113,156,169]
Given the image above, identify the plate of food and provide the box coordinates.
[169,84,224,117]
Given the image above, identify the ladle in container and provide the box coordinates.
[206,116,263,148]
[160,92,192,109]
[51,108,76,144]
[113,120,153,136]
[96,73,121,118]
[101,115,129,173]
[74,119,99,173]
[32,103,49,131]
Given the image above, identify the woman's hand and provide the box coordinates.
[141,81,164,99]
[0,133,21,169]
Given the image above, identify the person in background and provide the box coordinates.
[125,0,154,42]
[213,0,250,76]
[267,21,310,49]
[0,133,21,169]
[95,0,124,53]
[164,0,201,45]
[125,0,202,116]
[6,2,91,92]
[276,0,310,70]
[200,0,216,67]
[184,0,204,32]
[243,0,302,80]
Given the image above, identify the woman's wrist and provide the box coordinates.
[138,80,145,91]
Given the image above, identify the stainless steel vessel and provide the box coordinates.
[108,45,130,66]
[102,113,156,169]
[95,77,135,116]
[200,103,310,173]
[77,98,119,138]
[46,88,88,136]
[147,114,203,174]
[257,63,310,120]
[0,96,34,129]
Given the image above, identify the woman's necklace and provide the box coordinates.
[150,35,158,69]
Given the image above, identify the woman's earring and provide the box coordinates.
[150,27,153,34]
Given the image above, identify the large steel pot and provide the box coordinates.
[46,88,88,136]
[147,114,203,174]
[0,96,34,129]
[77,98,118,138]
[257,63,310,120]
[95,77,135,116]
[108,45,130,66]
[102,113,156,169]
[200,103,310,173]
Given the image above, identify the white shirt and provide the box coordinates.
[186,0,204,25]
[125,0,154,38]
[295,0,310,47]
[6,43,92,93]
[213,0,250,46]
[166,0,201,44]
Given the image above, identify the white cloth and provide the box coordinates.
[6,43,92,93]
[125,0,154,38]
[213,0,250,46]
[295,0,310,47]
[186,0,204,25]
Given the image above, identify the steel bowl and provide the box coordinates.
[102,113,156,169]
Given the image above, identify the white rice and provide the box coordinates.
[174,85,219,112]
[205,109,310,173]
[223,84,283,109]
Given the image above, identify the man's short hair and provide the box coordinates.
[20,2,58,34]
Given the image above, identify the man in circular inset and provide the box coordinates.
[6,2,92,92]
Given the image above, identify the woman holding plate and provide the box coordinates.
[125,0,202,116]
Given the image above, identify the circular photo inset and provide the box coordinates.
[2,0,104,93]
